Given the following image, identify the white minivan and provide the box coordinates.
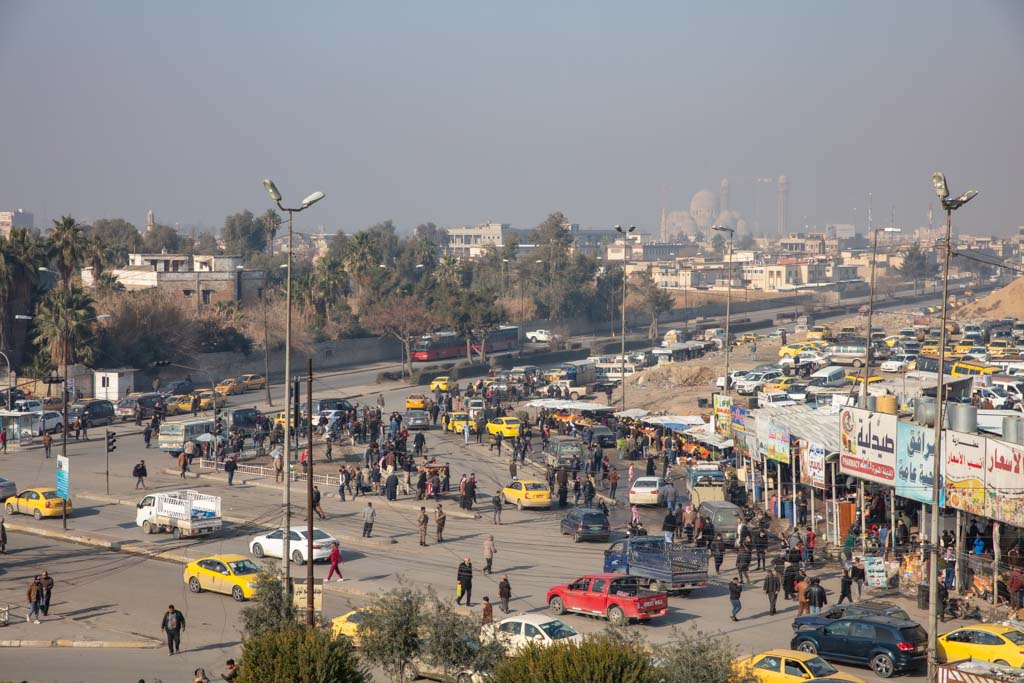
[809,366,849,388]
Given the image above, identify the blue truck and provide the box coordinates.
[603,537,709,596]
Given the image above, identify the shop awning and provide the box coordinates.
[614,408,650,419]
[526,399,615,412]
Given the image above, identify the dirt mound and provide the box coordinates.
[956,277,1024,320]
[629,363,718,389]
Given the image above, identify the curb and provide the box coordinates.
[0,639,160,648]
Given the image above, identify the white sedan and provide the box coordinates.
[249,526,337,565]
[880,354,916,373]
[483,614,582,654]
[628,476,669,506]
[33,410,63,434]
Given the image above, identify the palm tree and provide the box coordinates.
[343,231,380,300]
[1,228,45,363]
[32,286,100,368]
[435,256,463,290]
[311,258,349,322]
[261,209,282,254]
[49,215,87,290]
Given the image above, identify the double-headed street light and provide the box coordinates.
[712,225,735,395]
[615,225,636,410]
[926,172,977,681]
[262,179,325,625]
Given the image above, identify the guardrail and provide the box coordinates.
[198,458,340,487]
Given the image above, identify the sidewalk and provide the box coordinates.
[0,602,161,649]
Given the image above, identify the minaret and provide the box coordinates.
[776,176,788,236]
[867,193,873,233]
[719,178,731,214]
[146,209,155,233]
[660,206,668,242]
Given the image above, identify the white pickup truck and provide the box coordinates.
[136,490,222,539]
[525,329,552,343]
[757,391,797,408]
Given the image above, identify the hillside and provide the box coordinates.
[955,277,1024,320]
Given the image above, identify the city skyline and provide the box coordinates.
[1,2,1021,235]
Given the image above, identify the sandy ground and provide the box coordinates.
[955,276,1024,320]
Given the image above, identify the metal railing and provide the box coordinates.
[198,458,340,487]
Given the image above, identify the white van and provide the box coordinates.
[158,418,215,454]
[809,366,848,388]
[992,377,1024,403]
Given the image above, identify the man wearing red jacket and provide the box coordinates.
[326,542,344,582]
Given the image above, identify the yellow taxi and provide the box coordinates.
[804,340,829,350]
[937,624,1024,667]
[987,340,1014,358]
[238,374,267,391]
[763,377,802,393]
[737,649,866,683]
[215,377,245,396]
[882,336,903,348]
[845,374,884,385]
[447,412,476,434]
[184,554,260,602]
[501,480,551,510]
[406,394,428,410]
[4,487,73,519]
[171,394,196,414]
[194,389,226,410]
[331,609,369,646]
[486,417,522,438]
[954,340,975,354]
[921,339,942,355]
[779,343,814,358]
[272,411,296,430]
[805,326,832,342]
[429,376,452,392]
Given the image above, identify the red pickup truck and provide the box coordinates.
[546,573,668,627]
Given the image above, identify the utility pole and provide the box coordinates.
[306,358,315,627]
[615,225,636,410]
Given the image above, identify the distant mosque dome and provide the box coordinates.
[689,190,718,230]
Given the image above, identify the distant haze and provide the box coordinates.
[1,1,1021,235]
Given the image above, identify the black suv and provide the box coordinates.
[790,615,928,678]
[559,507,610,543]
[792,600,910,632]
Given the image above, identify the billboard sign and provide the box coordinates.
[839,407,898,485]
[895,422,942,506]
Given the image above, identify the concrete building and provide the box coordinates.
[445,222,513,258]
[83,253,266,309]
[93,368,138,401]
[778,233,827,256]
[0,209,33,238]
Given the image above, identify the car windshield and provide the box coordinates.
[524,483,548,491]
[538,620,577,640]
[802,657,837,677]
[309,529,332,540]
[1004,630,1024,646]
[228,559,260,575]
[556,443,584,458]
[41,490,63,500]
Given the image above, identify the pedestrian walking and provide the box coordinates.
[0,517,6,553]
[736,543,752,583]
[807,577,827,614]
[177,450,188,479]
[728,577,742,621]
[783,563,799,600]
[850,558,865,599]
[483,535,496,574]
[498,575,512,613]
[142,425,152,449]
[361,502,375,538]
[764,566,781,615]
[631,504,640,526]
[1,427,8,453]
[326,542,344,582]
[42,431,52,458]
[661,510,677,543]
[795,574,810,616]
[312,486,326,520]
[710,534,726,574]
[26,576,42,623]
[224,457,237,487]
[324,440,333,463]
[492,490,503,524]
[39,570,54,616]
[435,504,446,543]
[273,448,283,483]
[509,458,517,481]
[161,604,186,655]
[754,530,768,570]
[417,506,429,546]
[456,558,473,606]
[481,597,493,626]
[838,569,853,604]
[608,469,619,500]
[133,460,148,489]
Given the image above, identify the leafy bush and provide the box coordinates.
[493,635,654,683]
[239,572,295,639]
[238,625,367,683]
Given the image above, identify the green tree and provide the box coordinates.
[31,286,100,367]
[493,635,655,683]
[260,209,283,253]
[48,215,87,289]
[711,233,726,255]
[194,232,220,254]
[898,243,935,293]
[655,627,752,683]
[238,626,367,683]
[630,268,674,339]
[223,210,267,259]
[239,572,296,639]
[419,600,504,681]
[0,228,45,364]
[142,223,182,253]
[88,218,142,266]
[356,585,428,682]
[361,296,438,377]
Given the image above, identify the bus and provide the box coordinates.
[158,418,214,454]
[913,354,954,375]
[411,326,520,361]
[951,360,1001,378]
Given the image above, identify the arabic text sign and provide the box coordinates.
[713,394,732,436]
[730,405,751,460]
[839,407,897,485]
[895,422,943,506]
[944,430,986,516]
[864,556,887,588]
[802,441,827,489]
[291,578,323,614]
[984,438,1024,528]
[56,455,69,499]
[765,421,791,464]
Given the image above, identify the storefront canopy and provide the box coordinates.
[641,415,706,431]
[614,408,650,419]
[526,399,615,412]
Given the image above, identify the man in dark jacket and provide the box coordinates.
[736,543,752,584]
[806,577,828,614]
[456,558,474,606]
[662,511,677,543]
[754,530,769,570]
[728,577,742,621]
[709,534,726,574]
[161,604,186,655]
[39,570,55,616]
[133,460,148,489]
[763,566,781,615]
[498,575,512,613]
[783,563,799,600]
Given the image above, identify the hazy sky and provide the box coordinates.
[2,1,1022,236]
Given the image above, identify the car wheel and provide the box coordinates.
[995,660,1010,667]
[143,520,154,534]
[607,606,627,627]
[570,392,579,400]
[189,577,202,593]
[528,337,536,343]
[852,359,863,368]
[292,549,306,565]
[172,527,182,540]
[33,509,42,520]
[517,499,524,511]
[5,503,14,514]
[252,543,264,558]
[549,596,565,615]
[870,654,894,678]
[455,674,473,683]
[232,585,245,602]
[796,641,817,655]
[573,532,580,543]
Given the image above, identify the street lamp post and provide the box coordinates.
[262,179,325,603]
[926,173,978,681]
[712,226,735,396]
[615,226,636,410]
[0,351,12,410]
[861,227,901,406]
